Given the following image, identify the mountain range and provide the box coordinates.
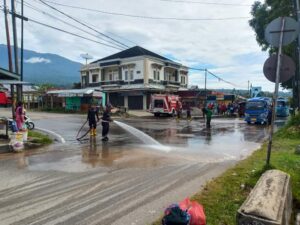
[0,44,82,86]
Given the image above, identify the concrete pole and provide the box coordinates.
[204,69,207,107]
[11,0,22,102]
[20,0,24,96]
[4,0,13,72]
[248,80,250,98]
[11,0,19,75]
[10,84,15,119]
[266,17,285,165]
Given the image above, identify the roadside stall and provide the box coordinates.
[46,88,105,112]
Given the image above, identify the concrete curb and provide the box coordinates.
[35,127,66,144]
[0,144,10,153]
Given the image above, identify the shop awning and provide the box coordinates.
[0,68,20,80]
[47,88,103,97]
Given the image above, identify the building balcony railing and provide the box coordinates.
[100,80,124,86]
[161,80,181,86]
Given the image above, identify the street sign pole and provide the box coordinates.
[266,17,285,165]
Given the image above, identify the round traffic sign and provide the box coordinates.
[263,54,295,83]
[265,17,299,47]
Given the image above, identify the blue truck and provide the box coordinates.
[245,97,272,124]
[276,98,289,117]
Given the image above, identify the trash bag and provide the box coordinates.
[179,198,206,225]
[162,204,190,225]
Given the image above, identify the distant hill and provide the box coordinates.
[0,44,82,86]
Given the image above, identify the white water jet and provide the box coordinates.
[114,121,171,152]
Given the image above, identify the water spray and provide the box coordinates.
[76,120,171,152]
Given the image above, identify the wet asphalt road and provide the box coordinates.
[0,112,285,225]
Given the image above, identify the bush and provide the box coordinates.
[276,112,300,139]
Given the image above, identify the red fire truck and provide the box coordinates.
[149,94,182,117]
[0,91,12,107]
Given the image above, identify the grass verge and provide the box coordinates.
[153,116,300,225]
[28,130,53,145]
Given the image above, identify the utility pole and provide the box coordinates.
[247,80,250,98]
[4,0,13,72]
[11,0,22,103]
[204,68,207,107]
[11,0,19,75]
[21,0,24,82]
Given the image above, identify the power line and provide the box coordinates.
[0,6,124,50]
[159,0,251,6]
[36,0,250,21]
[189,67,242,88]
[29,18,124,50]
[36,0,130,49]
[20,0,127,49]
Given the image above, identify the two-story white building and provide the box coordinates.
[80,46,188,110]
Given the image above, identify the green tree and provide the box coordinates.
[72,82,81,89]
[249,0,296,89]
[37,83,57,93]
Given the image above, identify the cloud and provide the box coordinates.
[24,57,51,64]
[0,0,282,91]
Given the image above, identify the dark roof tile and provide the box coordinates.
[92,46,169,63]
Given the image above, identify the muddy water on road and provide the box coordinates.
[0,117,279,225]
[0,118,267,173]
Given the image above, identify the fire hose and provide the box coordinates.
[76,119,111,141]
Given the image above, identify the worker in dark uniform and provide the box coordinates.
[101,106,113,141]
[87,104,99,136]
[175,101,182,121]
[203,106,212,128]
[186,103,192,121]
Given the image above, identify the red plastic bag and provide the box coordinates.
[179,198,206,225]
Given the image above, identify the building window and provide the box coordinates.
[130,70,134,80]
[114,71,119,81]
[136,71,141,74]
[82,76,86,85]
[125,71,128,80]
[181,76,186,84]
[165,72,171,81]
[109,73,113,81]
[153,70,160,81]
[92,74,98,83]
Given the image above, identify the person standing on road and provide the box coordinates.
[203,106,212,128]
[15,101,25,130]
[186,103,192,121]
[175,101,182,121]
[87,104,99,136]
[101,106,113,141]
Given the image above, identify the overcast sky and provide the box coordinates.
[0,0,283,92]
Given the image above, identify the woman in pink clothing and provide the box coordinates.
[15,102,25,130]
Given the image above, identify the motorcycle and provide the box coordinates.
[7,115,35,131]
[24,115,35,130]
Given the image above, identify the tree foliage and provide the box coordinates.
[72,82,81,89]
[37,83,57,93]
[249,0,296,89]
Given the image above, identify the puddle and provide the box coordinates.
[2,118,273,173]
